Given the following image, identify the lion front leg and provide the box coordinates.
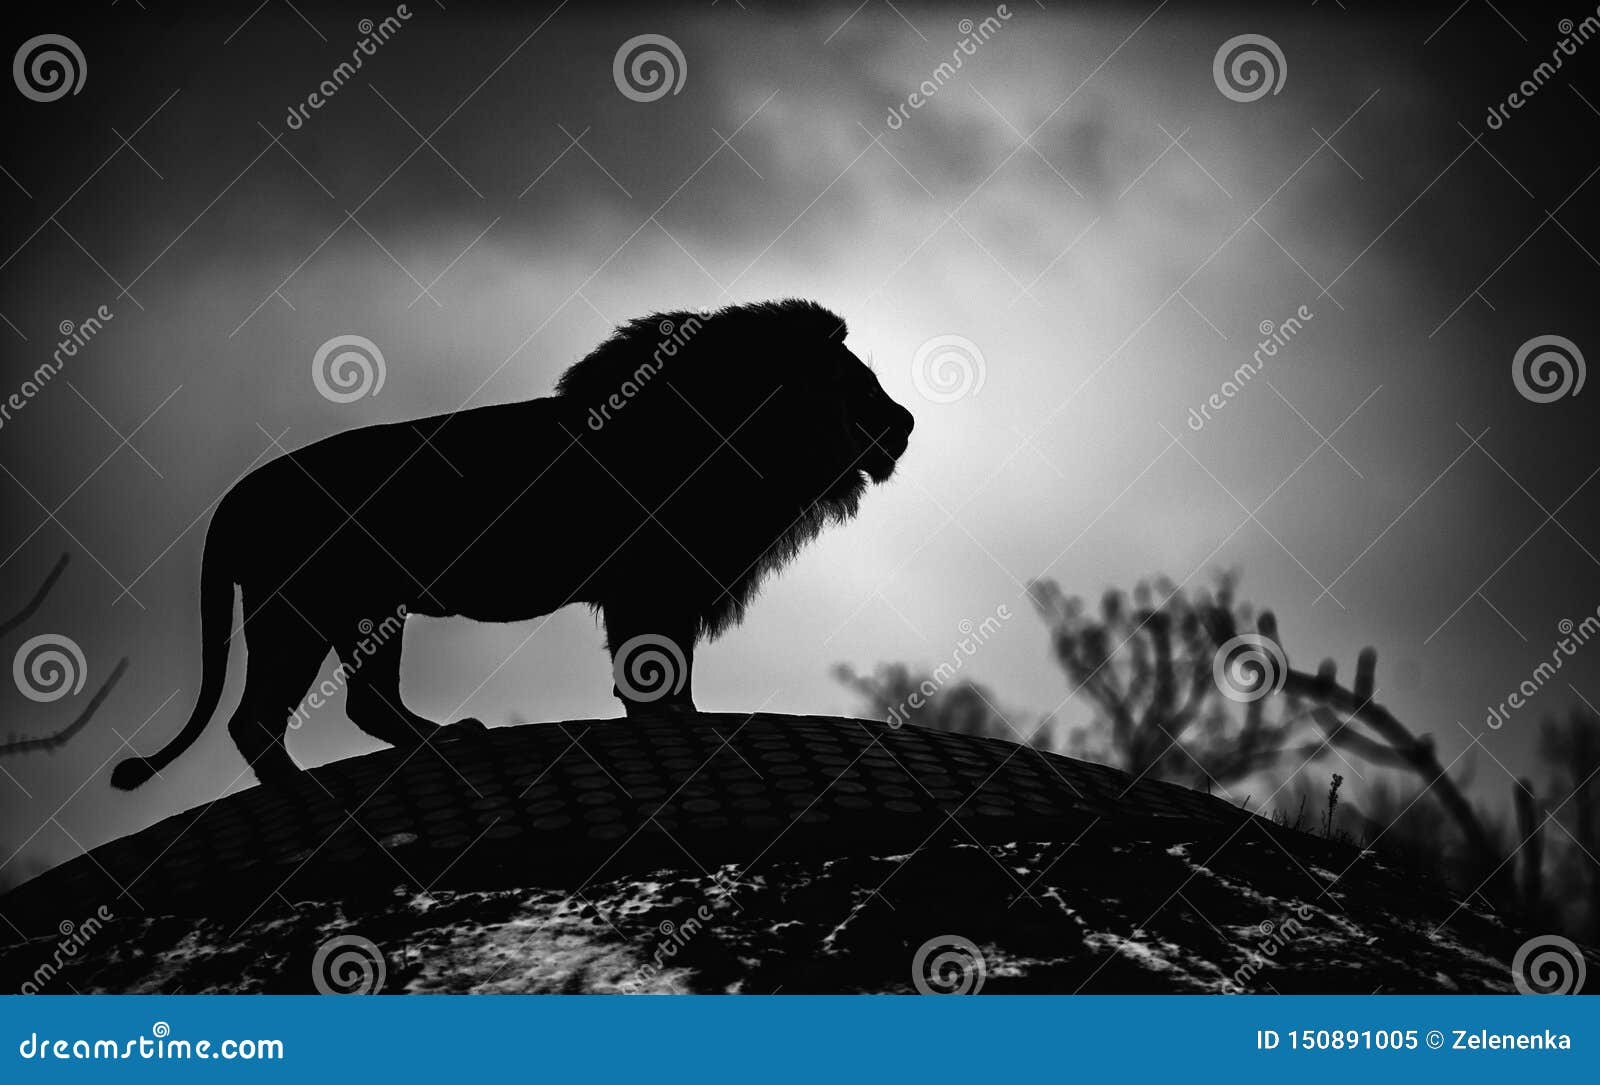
[602,603,697,717]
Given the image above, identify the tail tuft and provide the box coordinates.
[110,757,157,791]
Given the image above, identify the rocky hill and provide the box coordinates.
[0,714,1581,993]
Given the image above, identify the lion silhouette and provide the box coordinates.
[112,300,913,789]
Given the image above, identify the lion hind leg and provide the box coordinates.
[225,606,327,786]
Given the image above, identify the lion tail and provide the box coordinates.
[111,511,236,790]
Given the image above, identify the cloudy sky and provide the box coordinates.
[2,0,1597,885]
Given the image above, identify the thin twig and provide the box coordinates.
[0,657,129,757]
[0,553,70,641]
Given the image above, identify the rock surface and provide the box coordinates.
[0,714,1584,993]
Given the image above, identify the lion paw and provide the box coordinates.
[622,700,699,719]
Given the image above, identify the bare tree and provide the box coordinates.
[1032,574,1525,898]
[840,572,1522,900]
[831,662,1037,745]
[1,554,128,758]
[0,552,68,641]
[1534,708,1600,935]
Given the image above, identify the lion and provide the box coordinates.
[111,299,914,789]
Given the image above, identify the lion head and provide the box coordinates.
[557,298,914,636]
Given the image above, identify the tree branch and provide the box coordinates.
[0,553,70,641]
[0,657,129,757]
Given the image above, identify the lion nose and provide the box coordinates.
[888,404,914,452]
